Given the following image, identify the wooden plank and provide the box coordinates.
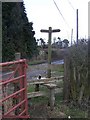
[43,83,57,89]
[27,91,47,98]
[27,88,63,99]
[27,76,64,85]
[29,81,44,85]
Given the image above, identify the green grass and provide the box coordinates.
[29,96,48,104]
[28,85,35,92]
[28,60,47,65]
[51,64,64,72]
[65,107,87,118]
[27,84,49,93]
[57,103,87,118]
[54,93,87,118]
[51,64,64,77]
[28,84,88,118]
[56,80,63,88]
[28,92,87,118]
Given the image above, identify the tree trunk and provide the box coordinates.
[88,97,90,118]
[78,84,84,105]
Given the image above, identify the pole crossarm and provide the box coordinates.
[40,30,49,33]
[40,28,60,33]
[52,29,60,32]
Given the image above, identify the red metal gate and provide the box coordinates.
[0,59,29,119]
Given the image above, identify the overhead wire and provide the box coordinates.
[52,0,70,29]
[52,0,71,39]
[67,0,75,11]
[66,0,76,43]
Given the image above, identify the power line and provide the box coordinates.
[67,0,75,11]
[52,0,71,39]
[53,0,70,29]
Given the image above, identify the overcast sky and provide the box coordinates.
[23,0,89,44]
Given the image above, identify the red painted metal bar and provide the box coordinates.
[0,59,26,66]
[19,62,25,113]
[0,59,29,118]
[23,60,28,115]
[19,109,26,116]
[0,63,23,80]
[0,64,22,82]
[3,115,30,118]
[4,99,26,116]
[6,64,20,81]
[0,88,25,103]
[0,71,14,79]
[1,75,25,84]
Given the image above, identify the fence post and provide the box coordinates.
[15,53,21,60]
[14,53,21,115]
[35,75,41,92]
[63,49,70,102]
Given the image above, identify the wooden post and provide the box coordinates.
[63,49,70,102]
[47,27,52,78]
[35,75,41,92]
[49,88,55,110]
[88,2,90,118]
[40,27,60,78]
[14,52,21,115]
[44,83,57,110]
[76,9,78,45]
[15,52,21,60]
[35,84,39,92]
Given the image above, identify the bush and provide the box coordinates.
[68,39,88,105]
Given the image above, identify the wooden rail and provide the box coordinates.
[27,88,63,98]
[27,76,63,98]
[27,76,63,110]
[27,91,47,98]
[27,76,64,85]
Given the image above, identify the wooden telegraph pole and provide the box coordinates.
[71,29,73,46]
[88,2,90,118]
[40,27,60,78]
[76,9,78,45]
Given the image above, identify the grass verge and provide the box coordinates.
[28,60,47,65]
[28,84,88,118]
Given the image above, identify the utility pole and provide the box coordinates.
[88,2,90,118]
[40,27,60,78]
[71,29,73,46]
[76,9,78,45]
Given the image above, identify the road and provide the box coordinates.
[1,60,64,81]
[27,59,64,80]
